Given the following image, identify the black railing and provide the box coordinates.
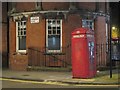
[96,43,108,67]
[28,43,116,68]
[28,47,71,68]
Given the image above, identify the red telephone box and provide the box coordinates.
[71,28,96,78]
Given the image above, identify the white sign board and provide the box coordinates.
[30,17,39,23]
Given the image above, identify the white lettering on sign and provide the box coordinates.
[76,31,80,34]
[30,17,39,23]
[87,35,93,38]
[73,35,84,38]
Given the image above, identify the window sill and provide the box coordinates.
[13,52,27,55]
[44,52,65,55]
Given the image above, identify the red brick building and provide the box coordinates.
[3,2,110,70]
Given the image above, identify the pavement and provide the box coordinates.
[1,68,120,85]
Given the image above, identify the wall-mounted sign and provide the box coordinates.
[30,17,39,23]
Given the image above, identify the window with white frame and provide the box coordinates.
[82,20,94,30]
[36,2,42,10]
[46,19,62,53]
[16,21,26,52]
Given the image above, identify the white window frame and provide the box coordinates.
[106,23,108,52]
[35,2,42,10]
[16,21,26,53]
[82,19,94,30]
[46,19,62,53]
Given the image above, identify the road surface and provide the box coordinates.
[1,78,119,89]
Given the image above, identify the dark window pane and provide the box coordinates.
[18,27,20,30]
[21,31,23,35]
[90,22,92,25]
[86,21,89,24]
[57,20,60,24]
[57,27,60,29]
[24,31,26,35]
[57,30,60,34]
[90,26,92,29]
[48,20,51,24]
[52,20,55,24]
[53,27,56,34]
[24,28,26,31]
[53,27,56,29]
[48,35,60,50]
[21,22,23,25]
[48,30,51,34]
[24,22,26,25]
[53,30,56,34]
[18,31,21,35]
[48,26,51,29]
[18,22,20,26]
[19,36,26,50]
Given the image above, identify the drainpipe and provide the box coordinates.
[105,20,108,52]
[109,2,112,78]
[7,2,9,68]
[105,1,109,54]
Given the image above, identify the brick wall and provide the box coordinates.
[12,2,107,12]
[78,2,96,11]
[2,24,8,67]
[95,16,106,44]
[42,2,69,10]
[9,54,28,71]
[95,16,107,66]
[16,2,35,12]
[27,16,45,49]
[2,2,8,68]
